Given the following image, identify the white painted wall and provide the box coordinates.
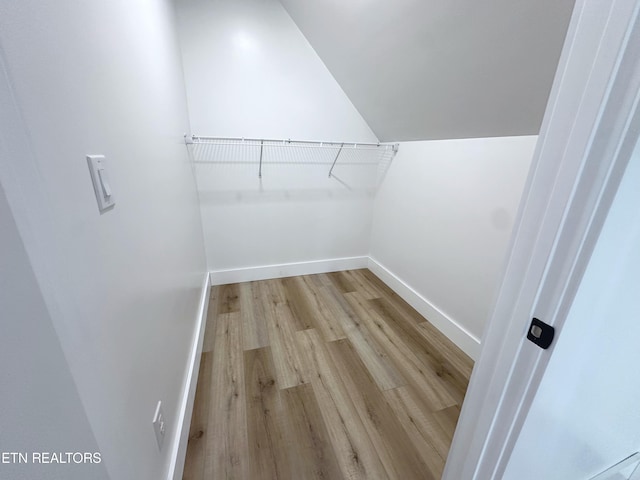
[0,2,206,479]
[174,0,377,141]
[174,0,379,273]
[280,0,574,142]
[504,135,640,480]
[370,136,537,357]
[0,183,109,480]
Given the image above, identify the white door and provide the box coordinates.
[444,1,640,478]
[503,123,640,480]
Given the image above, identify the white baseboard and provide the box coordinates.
[367,257,480,360]
[167,272,211,480]
[209,256,368,285]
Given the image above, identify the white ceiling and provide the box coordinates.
[279,0,575,142]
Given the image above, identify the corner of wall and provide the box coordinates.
[368,257,481,360]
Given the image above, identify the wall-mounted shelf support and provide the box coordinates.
[328,143,344,178]
[259,140,264,178]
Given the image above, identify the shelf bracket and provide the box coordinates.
[258,140,264,178]
[328,143,344,178]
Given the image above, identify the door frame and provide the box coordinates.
[443,1,640,478]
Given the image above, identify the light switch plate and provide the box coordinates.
[86,155,115,212]
[152,401,166,451]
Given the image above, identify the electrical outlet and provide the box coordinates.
[152,401,166,451]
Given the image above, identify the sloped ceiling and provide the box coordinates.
[279,0,575,142]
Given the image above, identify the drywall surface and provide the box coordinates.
[370,136,537,348]
[280,0,574,141]
[0,2,206,479]
[174,0,376,140]
[0,183,109,480]
[504,136,640,479]
[174,0,380,272]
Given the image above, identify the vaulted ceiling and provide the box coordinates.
[279,0,575,142]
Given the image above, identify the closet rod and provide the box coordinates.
[184,134,398,151]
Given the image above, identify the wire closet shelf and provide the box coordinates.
[184,134,399,178]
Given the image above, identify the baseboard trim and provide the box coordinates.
[367,257,481,360]
[209,256,368,285]
[167,272,211,480]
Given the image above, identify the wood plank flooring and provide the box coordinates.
[183,269,474,480]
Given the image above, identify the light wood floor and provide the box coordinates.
[183,269,473,480]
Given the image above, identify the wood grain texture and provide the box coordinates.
[258,278,287,305]
[297,329,387,480]
[261,285,308,389]
[328,338,436,480]
[244,347,290,479]
[240,282,269,351]
[329,285,406,391]
[383,386,451,478]
[204,311,248,479]
[299,275,346,342]
[385,385,461,459]
[184,269,473,480]
[416,320,474,380]
[370,297,472,400]
[325,271,356,293]
[218,283,240,314]
[359,268,401,299]
[359,269,424,325]
[280,276,317,331]
[281,383,343,480]
[342,269,382,300]
[351,294,458,410]
[301,273,325,289]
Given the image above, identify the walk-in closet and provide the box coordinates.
[6,1,637,480]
